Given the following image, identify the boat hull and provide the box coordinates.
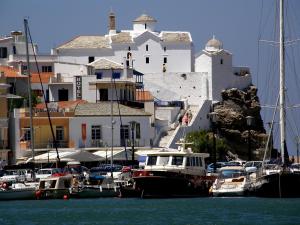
[36,189,70,200]
[0,189,36,201]
[253,172,300,197]
[70,186,119,198]
[131,171,215,198]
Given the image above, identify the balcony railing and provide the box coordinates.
[20,140,69,150]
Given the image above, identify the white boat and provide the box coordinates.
[70,177,119,198]
[0,182,37,201]
[211,166,251,197]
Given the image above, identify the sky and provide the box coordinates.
[1,0,300,156]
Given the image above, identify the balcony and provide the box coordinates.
[20,140,69,150]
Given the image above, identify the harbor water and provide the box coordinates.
[0,197,300,225]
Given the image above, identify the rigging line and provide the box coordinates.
[286,51,300,101]
[112,75,128,160]
[262,2,278,109]
[262,93,279,167]
[27,24,60,165]
[256,0,264,86]
[286,94,300,139]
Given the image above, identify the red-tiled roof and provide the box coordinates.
[135,90,154,102]
[35,100,87,110]
[31,72,54,84]
[0,66,54,83]
[0,66,24,78]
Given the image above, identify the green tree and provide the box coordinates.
[185,130,229,160]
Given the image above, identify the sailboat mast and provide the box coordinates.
[24,19,35,163]
[279,0,286,164]
[110,70,114,178]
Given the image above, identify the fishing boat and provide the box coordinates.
[35,175,72,200]
[210,166,251,197]
[252,0,300,198]
[122,139,214,198]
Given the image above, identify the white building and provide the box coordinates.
[52,12,193,75]
[0,31,56,74]
[71,102,154,148]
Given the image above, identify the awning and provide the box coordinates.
[93,149,139,161]
[26,150,103,163]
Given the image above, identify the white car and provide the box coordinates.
[0,169,29,182]
[244,161,262,173]
[35,168,62,180]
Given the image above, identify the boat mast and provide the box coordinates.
[110,69,114,178]
[279,0,286,164]
[24,19,35,163]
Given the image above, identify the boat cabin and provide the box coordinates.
[38,175,72,191]
[144,148,209,175]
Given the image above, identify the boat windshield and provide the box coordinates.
[171,156,184,166]
[147,156,157,166]
[220,170,245,179]
[157,156,170,166]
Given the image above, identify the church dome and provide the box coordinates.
[205,36,223,52]
[133,14,157,23]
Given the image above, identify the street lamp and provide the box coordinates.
[209,112,218,173]
[295,136,300,164]
[129,121,137,162]
[246,116,254,161]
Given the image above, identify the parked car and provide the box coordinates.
[35,168,62,180]
[244,161,262,173]
[290,163,300,173]
[207,162,226,173]
[0,169,32,182]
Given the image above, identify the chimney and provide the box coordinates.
[108,10,116,35]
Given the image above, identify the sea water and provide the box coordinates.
[0,197,299,225]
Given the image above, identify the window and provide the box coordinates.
[96,72,102,79]
[128,46,131,51]
[23,127,31,141]
[135,123,141,139]
[144,23,147,29]
[163,46,166,52]
[121,125,130,139]
[112,72,121,79]
[42,66,52,72]
[91,125,101,140]
[147,156,157,166]
[146,57,149,64]
[164,57,167,64]
[186,157,191,166]
[13,45,16,54]
[146,44,149,51]
[88,56,95,63]
[0,47,8,58]
[158,156,169,166]
[220,59,223,64]
[56,126,64,141]
[172,156,183,166]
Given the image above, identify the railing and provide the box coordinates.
[20,140,69,150]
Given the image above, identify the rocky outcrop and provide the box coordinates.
[212,86,268,159]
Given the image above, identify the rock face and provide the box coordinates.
[212,86,268,160]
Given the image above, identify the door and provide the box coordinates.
[120,125,129,146]
[99,89,108,101]
[58,89,68,101]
